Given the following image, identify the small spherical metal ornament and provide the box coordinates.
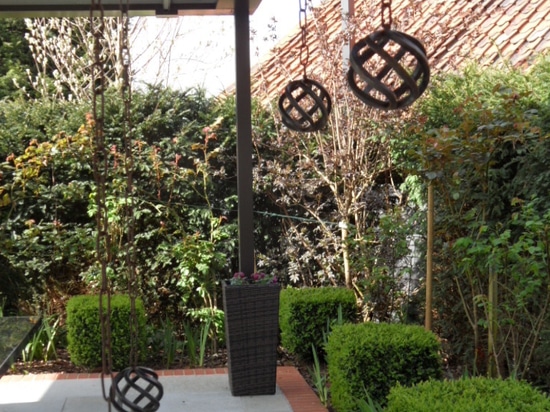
[278,78,332,132]
[111,366,164,412]
[347,29,430,110]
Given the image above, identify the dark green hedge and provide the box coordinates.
[66,294,146,370]
[326,322,442,411]
[386,377,550,411]
[279,287,357,361]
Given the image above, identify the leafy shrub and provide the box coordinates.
[279,287,357,361]
[530,329,550,390]
[396,57,550,378]
[326,322,442,411]
[385,377,550,411]
[66,294,146,369]
[0,85,242,324]
[350,210,421,323]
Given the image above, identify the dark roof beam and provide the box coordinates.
[0,0,261,17]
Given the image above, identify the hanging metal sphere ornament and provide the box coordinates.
[278,78,332,132]
[347,29,430,110]
[278,0,332,132]
[111,366,164,412]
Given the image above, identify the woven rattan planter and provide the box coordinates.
[222,282,281,396]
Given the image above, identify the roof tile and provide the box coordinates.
[528,27,549,42]
[249,0,550,103]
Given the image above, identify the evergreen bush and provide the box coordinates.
[66,294,146,369]
[326,322,442,411]
[385,377,550,411]
[279,287,357,362]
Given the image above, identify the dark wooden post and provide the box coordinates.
[234,0,255,275]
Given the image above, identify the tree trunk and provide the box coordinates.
[340,221,352,289]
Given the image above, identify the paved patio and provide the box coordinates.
[0,367,327,412]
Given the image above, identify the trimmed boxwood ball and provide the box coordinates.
[326,322,442,411]
[386,377,550,411]
[279,287,357,362]
[66,294,147,370]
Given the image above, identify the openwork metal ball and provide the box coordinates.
[111,366,163,412]
[278,78,332,132]
[347,29,430,110]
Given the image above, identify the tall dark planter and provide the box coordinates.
[222,282,281,396]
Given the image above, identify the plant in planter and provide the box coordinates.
[222,272,281,396]
[229,272,278,285]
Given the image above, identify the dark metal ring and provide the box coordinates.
[111,366,164,412]
[347,29,430,110]
[278,78,332,132]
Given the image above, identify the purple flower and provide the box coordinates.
[233,272,246,280]
[229,271,278,285]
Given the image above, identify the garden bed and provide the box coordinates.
[5,345,306,378]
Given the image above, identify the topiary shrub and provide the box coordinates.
[279,287,357,361]
[385,377,550,411]
[326,322,442,411]
[66,294,147,370]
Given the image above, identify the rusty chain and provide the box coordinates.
[298,0,310,78]
[90,0,113,407]
[381,0,393,29]
[118,0,139,370]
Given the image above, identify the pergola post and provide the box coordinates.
[234,0,255,275]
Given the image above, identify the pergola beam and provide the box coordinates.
[0,0,262,17]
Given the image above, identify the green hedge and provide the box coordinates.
[326,322,442,411]
[386,377,550,411]
[279,287,357,361]
[66,294,146,370]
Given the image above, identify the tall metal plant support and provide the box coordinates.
[91,1,163,410]
[278,0,332,132]
[347,0,430,110]
[425,182,434,331]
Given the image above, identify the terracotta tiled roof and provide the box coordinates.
[251,0,550,104]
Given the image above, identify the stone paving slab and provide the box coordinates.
[0,367,327,412]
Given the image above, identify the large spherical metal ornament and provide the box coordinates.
[347,29,430,110]
[111,366,164,412]
[278,78,332,132]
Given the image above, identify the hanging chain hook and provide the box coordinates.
[279,0,332,132]
[298,0,310,79]
[381,0,393,30]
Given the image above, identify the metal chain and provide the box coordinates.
[118,0,139,369]
[298,0,310,79]
[90,0,113,407]
[381,0,393,30]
